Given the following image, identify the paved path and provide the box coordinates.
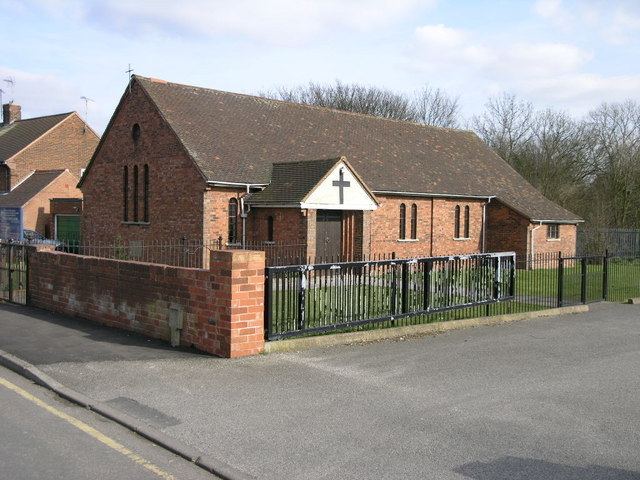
[0,365,216,480]
[1,302,639,479]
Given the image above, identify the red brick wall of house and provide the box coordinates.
[530,223,577,257]
[485,201,578,261]
[246,207,308,262]
[22,170,81,235]
[485,201,530,260]
[6,114,98,188]
[203,188,246,247]
[27,246,265,358]
[430,198,484,256]
[81,81,206,250]
[46,198,82,239]
[369,195,485,258]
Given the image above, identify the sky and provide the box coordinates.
[2,0,639,133]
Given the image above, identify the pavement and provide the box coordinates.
[0,365,217,480]
[1,302,640,479]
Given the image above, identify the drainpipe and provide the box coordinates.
[530,221,543,266]
[240,185,250,248]
[482,197,493,253]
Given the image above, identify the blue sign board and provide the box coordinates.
[0,207,23,241]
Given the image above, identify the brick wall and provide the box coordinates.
[530,223,577,257]
[22,170,81,235]
[369,195,485,258]
[203,187,246,247]
[46,198,82,239]
[81,80,206,251]
[7,114,98,188]
[485,200,577,260]
[485,201,530,259]
[27,246,265,358]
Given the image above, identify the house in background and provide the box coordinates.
[0,170,81,240]
[0,103,99,239]
[79,76,581,264]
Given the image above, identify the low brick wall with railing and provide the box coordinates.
[25,245,266,358]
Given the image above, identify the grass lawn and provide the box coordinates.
[517,260,640,303]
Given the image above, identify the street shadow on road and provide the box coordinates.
[0,303,210,365]
[455,456,640,480]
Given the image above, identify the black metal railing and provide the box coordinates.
[265,252,516,340]
[265,250,640,341]
[53,237,398,268]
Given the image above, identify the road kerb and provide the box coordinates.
[264,304,590,353]
[0,347,255,480]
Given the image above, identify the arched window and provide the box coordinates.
[410,204,417,240]
[228,198,238,244]
[132,123,141,143]
[399,203,406,239]
[0,164,10,193]
[267,216,274,242]
[464,205,470,238]
[123,166,128,222]
[454,205,461,238]
[143,164,149,222]
[133,165,139,222]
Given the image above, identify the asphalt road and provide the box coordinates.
[0,366,217,480]
[2,302,640,479]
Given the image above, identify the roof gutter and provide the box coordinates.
[207,180,268,189]
[374,190,496,200]
[530,219,584,224]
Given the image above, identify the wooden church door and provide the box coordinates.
[316,210,342,260]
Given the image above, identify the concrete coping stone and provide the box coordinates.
[264,304,589,354]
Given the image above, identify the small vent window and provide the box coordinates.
[132,123,141,143]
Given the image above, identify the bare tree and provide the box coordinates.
[261,81,460,127]
[585,100,640,227]
[413,86,460,128]
[261,81,414,121]
[472,93,534,166]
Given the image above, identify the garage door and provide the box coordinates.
[56,215,80,243]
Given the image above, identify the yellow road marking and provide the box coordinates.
[0,376,176,480]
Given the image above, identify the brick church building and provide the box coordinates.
[79,76,581,264]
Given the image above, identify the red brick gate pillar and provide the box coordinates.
[209,249,265,358]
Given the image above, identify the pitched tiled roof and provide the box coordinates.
[135,76,581,222]
[0,170,66,207]
[246,158,341,205]
[0,113,72,163]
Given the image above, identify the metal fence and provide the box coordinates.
[54,238,398,268]
[0,243,28,305]
[265,252,516,340]
[265,251,640,341]
[577,228,640,256]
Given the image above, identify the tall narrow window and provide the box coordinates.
[410,204,418,240]
[133,165,139,222]
[464,205,470,238]
[123,166,128,222]
[454,205,461,238]
[547,224,559,239]
[143,164,149,222]
[399,203,406,239]
[0,164,10,193]
[267,216,274,242]
[228,198,238,244]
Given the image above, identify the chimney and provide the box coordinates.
[2,103,21,126]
